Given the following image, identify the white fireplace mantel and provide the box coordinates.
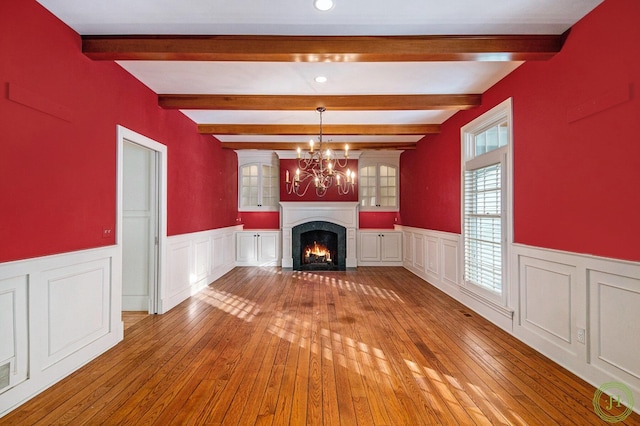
[280,202,359,268]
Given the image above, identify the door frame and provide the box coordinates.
[116,125,168,314]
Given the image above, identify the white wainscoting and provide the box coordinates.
[400,226,513,330]
[0,246,122,417]
[163,226,239,313]
[0,225,239,418]
[398,225,640,413]
[512,244,640,410]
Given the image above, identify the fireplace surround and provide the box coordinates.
[293,221,346,271]
[280,202,358,269]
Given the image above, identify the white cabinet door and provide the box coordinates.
[257,232,279,263]
[381,232,402,262]
[236,232,257,263]
[359,232,382,262]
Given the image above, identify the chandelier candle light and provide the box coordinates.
[285,107,356,197]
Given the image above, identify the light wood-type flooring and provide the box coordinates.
[2,267,639,425]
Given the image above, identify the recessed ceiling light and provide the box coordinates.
[314,0,334,12]
[314,76,328,83]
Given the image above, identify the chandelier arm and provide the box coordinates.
[334,157,349,169]
[286,173,314,197]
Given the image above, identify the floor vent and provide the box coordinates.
[0,362,10,391]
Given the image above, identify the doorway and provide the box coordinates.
[122,140,158,312]
[117,126,167,316]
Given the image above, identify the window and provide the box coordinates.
[237,152,279,211]
[464,163,502,293]
[358,151,400,211]
[461,99,512,304]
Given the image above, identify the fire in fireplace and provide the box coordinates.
[303,241,333,266]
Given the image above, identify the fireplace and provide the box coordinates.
[292,221,346,271]
[280,202,358,269]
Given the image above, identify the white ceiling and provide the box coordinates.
[36,0,604,147]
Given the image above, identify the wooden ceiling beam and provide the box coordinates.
[198,124,440,135]
[159,94,481,110]
[82,34,565,62]
[220,142,417,150]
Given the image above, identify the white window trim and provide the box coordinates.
[460,98,514,309]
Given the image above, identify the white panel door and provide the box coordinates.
[123,141,158,312]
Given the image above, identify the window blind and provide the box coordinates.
[464,163,502,293]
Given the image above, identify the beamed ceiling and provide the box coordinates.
[37,0,604,151]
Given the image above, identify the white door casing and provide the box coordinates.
[117,125,167,314]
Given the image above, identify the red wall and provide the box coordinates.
[0,1,238,262]
[399,132,461,233]
[400,0,640,262]
[359,212,399,229]
[239,212,280,230]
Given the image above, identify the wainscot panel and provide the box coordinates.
[518,256,577,353]
[42,260,111,369]
[589,270,640,386]
[0,276,28,395]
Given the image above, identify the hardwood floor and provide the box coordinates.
[123,311,148,332]
[2,267,639,425]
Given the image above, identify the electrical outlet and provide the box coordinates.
[577,328,586,344]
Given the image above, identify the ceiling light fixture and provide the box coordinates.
[285,107,355,197]
[314,0,334,12]
[314,75,328,83]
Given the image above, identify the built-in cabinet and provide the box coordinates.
[357,230,403,265]
[236,231,280,266]
[236,151,279,211]
[358,151,401,211]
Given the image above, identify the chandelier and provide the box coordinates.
[284,107,356,197]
